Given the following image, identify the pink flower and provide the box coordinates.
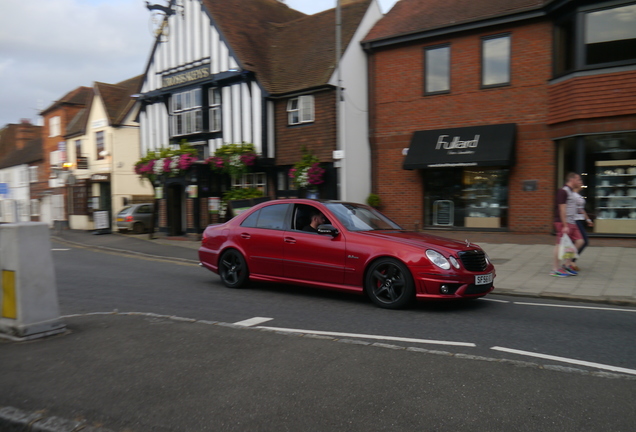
[240,153,256,166]
[288,168,297,178]
[307,163,325,185]
[178,154,197,170]
[163,158,172,172]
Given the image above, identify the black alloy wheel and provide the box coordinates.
[365,258,415,309]
[219,249,249,288]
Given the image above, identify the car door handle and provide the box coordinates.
[240,233,251,239]
[284,237,296,244]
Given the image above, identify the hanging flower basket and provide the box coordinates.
[289,150,325,189]
[205,143,257,179]
[134,142,198,183]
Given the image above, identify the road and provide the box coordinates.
[1,241,634,431]
[52,241,636,375]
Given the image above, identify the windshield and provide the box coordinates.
[325,203,403,232]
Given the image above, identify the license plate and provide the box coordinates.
[475,273,493,285]
[117,218,124,222]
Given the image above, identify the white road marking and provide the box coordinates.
[514,301,636,313]
[491,346,636,376]
[233,317,274,327]
[51,248,70,251]
[479,297,510,303]
[257,326,476,347]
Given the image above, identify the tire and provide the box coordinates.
[132,222,144,234]
[219,249,249,288]
[365,258,415,309]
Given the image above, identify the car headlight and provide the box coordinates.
[426,249,451,270]
[449,255,460,269]
[483,250,491,265]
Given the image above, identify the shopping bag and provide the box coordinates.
[558,234,579,260]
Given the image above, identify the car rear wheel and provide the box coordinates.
[219,249,249,288]
[132,222,144,234]
[365,258,415,309]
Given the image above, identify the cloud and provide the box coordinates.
[0,0,154,126]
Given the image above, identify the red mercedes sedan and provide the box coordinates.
[199,199,495,309]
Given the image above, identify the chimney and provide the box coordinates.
[15,121,36,150]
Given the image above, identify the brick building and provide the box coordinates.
[40,87,93,226]
[363,0,636,236]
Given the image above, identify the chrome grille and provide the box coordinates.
[458,250,488,272]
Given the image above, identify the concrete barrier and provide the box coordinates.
[0,222,65,340]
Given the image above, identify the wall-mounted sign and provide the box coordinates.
[433,200,454,226]
[90,173,110,182]
[187,185,198,198]
[523,180,538,192]
[155,187,163,199]
[162,65,211,88]
[92,119,107,129]
[208,197,220,214]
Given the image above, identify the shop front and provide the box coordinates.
[403,124,516,230]
[558,131,636,235]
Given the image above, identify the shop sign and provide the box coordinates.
[90,173,110,182]
[404,124,516,169]
[187,185,198,198]
[162,65,210,88]
[208,197,220,214]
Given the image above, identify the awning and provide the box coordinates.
[403,123,516,169]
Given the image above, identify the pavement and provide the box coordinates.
[0,228,635,432]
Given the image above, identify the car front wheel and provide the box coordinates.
[365,258,415,309]
[219,249,249,288]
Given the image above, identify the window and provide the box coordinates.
[424,45,450,94]
[19,168,28,186]
[96,131,105,160]
[585,4,636,66]
[71,184,88,215]
[287,96,314,125]
[49,116,61,137]
[29,166,38,183]
[209,88,221,132]
[232,172,266,193]
[482,34,511,87]
[75,140,82,160]
[30,199,40,217]
[171,88,202,136]
[241,203,289,230]
[555,3,636,76]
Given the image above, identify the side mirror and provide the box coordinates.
[317,224,339,237]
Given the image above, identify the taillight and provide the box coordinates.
[125,216,133,222]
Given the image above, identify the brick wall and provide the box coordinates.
[369,21,557,232]
[275,89,336,165]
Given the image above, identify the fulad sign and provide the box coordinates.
[436,134,480,150]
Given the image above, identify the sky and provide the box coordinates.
[0,0,398,129]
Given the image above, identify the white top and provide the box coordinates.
[573,191,586,221]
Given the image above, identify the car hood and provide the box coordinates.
[358,230,480,252]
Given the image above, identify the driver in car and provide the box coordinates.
[303,210,326,233]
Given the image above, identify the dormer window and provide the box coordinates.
[287,96,314,125]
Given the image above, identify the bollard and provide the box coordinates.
[0,222,65,340]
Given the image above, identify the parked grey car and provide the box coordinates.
[116,203,154,234]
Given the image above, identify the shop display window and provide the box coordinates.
[558,132,636,235]
[424,168,509,229]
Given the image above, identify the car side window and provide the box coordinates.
[241,204,290,230]
[139,205,151,214]
[241,210,259,228]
